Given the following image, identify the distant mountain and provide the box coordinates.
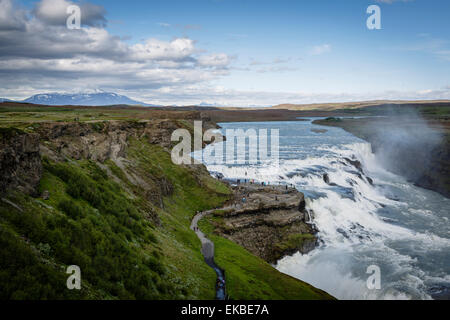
[22,92,157,106]
[198,102,218,107]
[0,98,14,103]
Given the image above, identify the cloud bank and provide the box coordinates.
[0,0,231,102]
[0,0,447,106]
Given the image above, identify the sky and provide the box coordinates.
[0,0,449,106]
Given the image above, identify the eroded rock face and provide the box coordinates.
[212,184,317,263]
[0,129,42,196]
[35,121,191,209]
[1,119,216,202]
[36,121,174,162]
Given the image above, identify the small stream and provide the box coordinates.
[204,257,226,300]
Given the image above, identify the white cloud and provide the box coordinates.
[0,0,26,30]
[34,0,106,27]
[130,38,196,61]
[389,34,450,62]
[157,22,171,28]
[245,56,297,73]
[309,44,331,56]
[0,0,232,101]
[435,50,450,61]
[197,53,230,68]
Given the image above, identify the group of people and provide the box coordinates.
[231,173,299,208]
[236,179,271,186]
[236,178,255,184]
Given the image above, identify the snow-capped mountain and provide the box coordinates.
[22,91,156,106]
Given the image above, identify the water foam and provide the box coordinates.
[199,121,450,300]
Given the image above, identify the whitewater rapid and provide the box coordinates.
[194,119,450,300]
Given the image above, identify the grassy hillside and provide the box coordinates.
[198,216,334,300]
[0,134,231,299]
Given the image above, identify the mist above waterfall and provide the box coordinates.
[364,108,443,184]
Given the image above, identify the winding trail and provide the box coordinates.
[191,209,227,300]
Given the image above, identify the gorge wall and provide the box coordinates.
[0,128,41,196]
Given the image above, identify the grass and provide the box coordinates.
[274,233,315,253]
[0,104,143,125]
[0,136,234,299]
[198,217,334,300]
[212,209,234,217]
[0,102,208,130]
[1,159,173,299]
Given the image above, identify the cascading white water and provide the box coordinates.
[306,209,312,224]
[195,119,450,300]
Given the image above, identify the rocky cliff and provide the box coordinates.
[210,184,317,264]
[0,128,41,196]
[0,120,200,206]
[36,120,181,162]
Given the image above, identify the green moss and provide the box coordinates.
[212,209,233,217]
[274,233,315,253]
[105,160,128,183]
[90,122,106,133]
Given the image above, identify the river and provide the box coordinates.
[195,118,450,300]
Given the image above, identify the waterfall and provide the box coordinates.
[198,119,450,300]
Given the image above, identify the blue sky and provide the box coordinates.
[2,0,450,105]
